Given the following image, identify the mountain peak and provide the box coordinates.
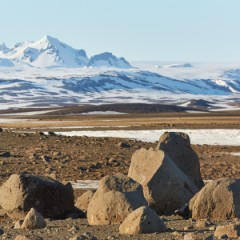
[36,35,62,49]
[0,36,132,69]
[41,35,59,43]
[0,42,10,53]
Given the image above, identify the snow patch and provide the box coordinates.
[55,129,240,146]
[80,111,127,115]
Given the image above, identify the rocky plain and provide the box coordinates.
[0,111,240,240]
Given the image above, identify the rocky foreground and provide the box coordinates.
[0,130,240,239]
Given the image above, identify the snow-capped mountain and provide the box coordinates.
[0,36,132,69]
[88,52,132,68]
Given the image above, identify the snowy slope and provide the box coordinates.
[165,63,193,68]
[0,65,239,110]
[0,36,132,69]
[0,58,14,67]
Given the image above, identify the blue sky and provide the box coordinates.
[1,0,240,62]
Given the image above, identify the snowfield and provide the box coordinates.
[55,129,240,146]
[0,64,239,110]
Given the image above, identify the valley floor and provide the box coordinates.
[0,111,240,239]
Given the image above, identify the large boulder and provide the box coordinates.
[157,132,204,189]
[87,173,147,225]
[119,206,166,234]
[128,148,198,215]
[190,178,240,220]
[0,173,74,220]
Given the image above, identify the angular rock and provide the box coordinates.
[119,206,166,234]
[87,173,147,225]
[128,148,198,214]
[0,173,74,220]
[21,208,46,229]
[157,132,204,189]
[75,190,95,213]
[214,224,240,238]
[190,178,240,220]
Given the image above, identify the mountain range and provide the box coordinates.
[0,36,132,68]
[0,37,239,110]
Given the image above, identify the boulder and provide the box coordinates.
[190,178,240,220]
[119,206,166,234]
[128,148,198,215]
[157,132,204,189]
[0,173,74,220]
[75,190,95,213]
[214,224,240,238]
[87,173,147,225]
[21,208,46,229]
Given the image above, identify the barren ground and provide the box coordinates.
[0,111,239,239]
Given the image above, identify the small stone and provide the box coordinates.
[196,219,212,228]
[15,235,43,240]
[68,226,80,234]
[119,206,166,234]
[0,152,11,157]
[42,155,51,163]
[184,233,195,240]
[184,225,194,230]
[21,208,46,229]
[171,231,183,238]
[117,142,130,148]
[214,224,240,238]
[48,131,56,136]
[14,220,24,229]
[69,232,98,240]
[209,226,216,231]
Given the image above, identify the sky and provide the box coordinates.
[0,0,240,62]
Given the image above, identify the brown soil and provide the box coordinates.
[0,131,240,186]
